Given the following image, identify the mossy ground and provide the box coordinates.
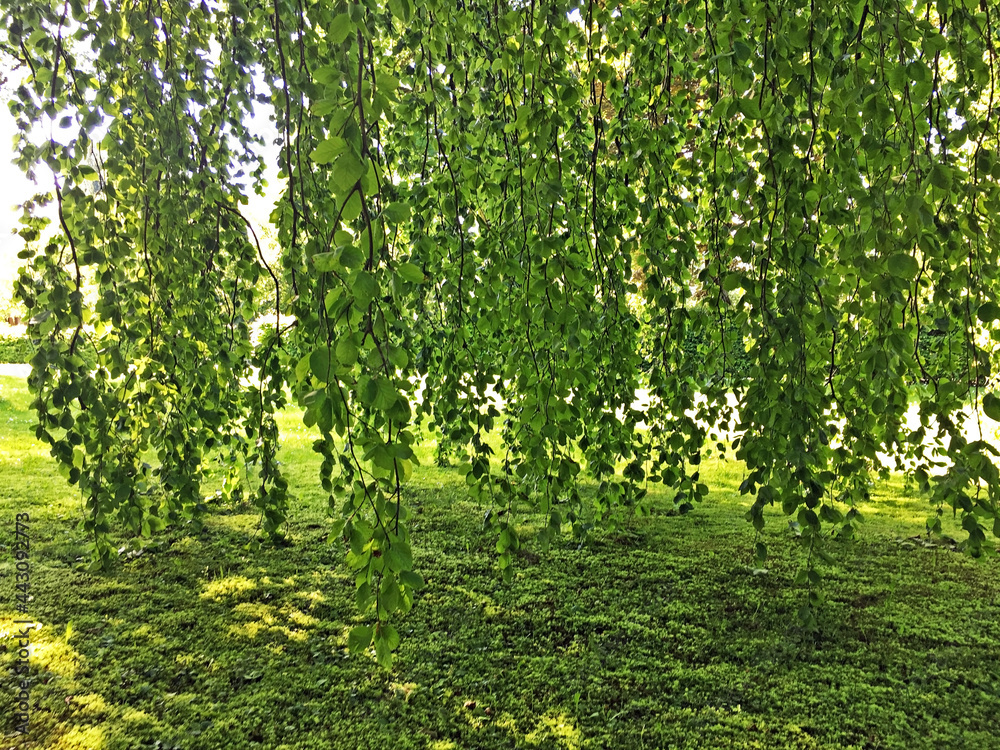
[0,373,998,749]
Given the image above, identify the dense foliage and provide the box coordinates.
[4,0,1000,657]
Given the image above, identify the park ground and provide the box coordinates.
[0,371,999,749]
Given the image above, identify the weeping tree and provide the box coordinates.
[4,0,1000,663]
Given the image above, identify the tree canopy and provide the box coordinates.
[4,0,1000,663]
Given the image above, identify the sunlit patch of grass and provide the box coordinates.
[49,725,105,749]
[0,618,84,680]
[291,587,327,609]
[283,606,319,628]
[233,602,278,625]
[227,619,270,640]
[199,575,258,601]
[68,693,111,718]
[525,713,583,749]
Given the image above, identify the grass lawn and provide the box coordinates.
[1,373,999,749]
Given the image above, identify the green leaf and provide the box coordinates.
[341,193,362,222]
[353,271,378,307]
[738,96,761,120]
[371,445,395,471]
[347,624,373,653]
[977,301,1000,324]
[310,137,347,165]
[383,202,410,223]
[387,344,409,370]
[310,347,331,381]
[336,338,359,367]
[929,163,952,191]
[378,623,400,650]
[754,541,767,562]
[146,516,166,533]
[983,393,1000,422]
[722,273,741,292]
[313,66,339,85]
[295,354,312,384]
[397,262,425,283]
[374,634,393,669]
[355,582,375,611]
[328,14,353,45]
[886,253,919,279]
[313,252,339,272]
[349,526,368,556]
[333,153,366,193]
[379,576,400,614]
[310,99,338,117]
[372,377,398,410]
[386,541,412,572]
[339,245,365,269]
[850,0,866,23]
[399,570,425,590]
[388,0,412,22]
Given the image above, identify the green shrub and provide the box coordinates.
[910,325,989,387]
[0,334,101,368]
[0,335,34,364]
[635,307,752,386]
